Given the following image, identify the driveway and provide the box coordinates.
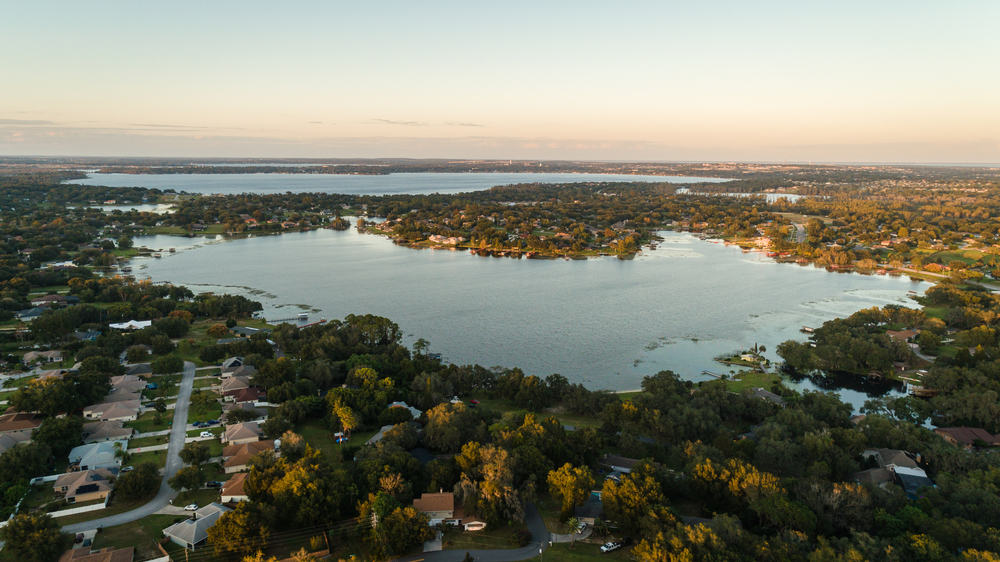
[62,361,196,533]
[395,503,550,562]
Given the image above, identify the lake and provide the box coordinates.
[66,172,729,195]
[128,229,927,408]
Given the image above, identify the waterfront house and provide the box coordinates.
[934,427,1000,449]
[162,503,231,550]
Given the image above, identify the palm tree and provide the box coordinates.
[565,516,582,548]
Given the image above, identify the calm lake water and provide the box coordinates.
[129,229,927,408]
[66,172,729,195]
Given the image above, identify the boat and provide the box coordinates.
[800,326,814,333]
[152,253,162,258]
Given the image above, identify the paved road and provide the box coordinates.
[63,361,196,533]
[395,503,550,562]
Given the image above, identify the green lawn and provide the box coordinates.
[128,434,169,448]
[174,487,220,508]
[189,398,222,421]
[296,420,375,463]
[441,524,526,550]
[126,411,172,434]
[90,513,182,561]
[193,377,218,389]
[128,449,167,467]
[714,370,782,393]
[544,542,633,560]
[186,426,223,438]
[55,495,153,526]
[2,375,36,389]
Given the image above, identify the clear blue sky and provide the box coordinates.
[2,0,998,161]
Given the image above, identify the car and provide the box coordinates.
[576,521,587,532]
[199,431,214,438]
[184,504,198,511]
[600,542,622,553]
[207,419,219,425]
[120,466,134,472]
[192,421,205,428]
[205,481,222,488]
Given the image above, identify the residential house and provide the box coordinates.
[83,420,134,443]
[83,400,140,422]
[0,412,43,441]
[223,439,276,473]
[54,469,114,503]
[221,357,245,376]
[366,424,396,446]
[31,294,66,307]
[58,546,134,562]
[0,432,30,454]
[16,307,45,322]
[221,402,267,423]
[73,330,101,342]
[856,448,934,498]
[108,320,152,331]
[600,454,641,474]
[222,422,261,445]
[220,376,251,395]
[387,401,422,420]
[162,503,231,550]
[125,363,153,377]
[225,364,257,380]
[574,493,604,526]
[23,350,63,365]
[68,440,127,471]
[934,427,1000,449]
[109,374,147,394]
[221,472,249,503]
[227,386,265,405]
[412,492,486,531]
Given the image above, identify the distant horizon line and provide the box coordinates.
[2,155,999,168]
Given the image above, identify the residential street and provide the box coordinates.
[62,361,196,533]
[395,503,551,562]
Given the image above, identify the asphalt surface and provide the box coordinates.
[395,503,551,562]
[62,361,196,533]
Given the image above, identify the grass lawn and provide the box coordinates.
[296,420,375,463]
[472,396,601,430]
[922,305,949,320]
[441,524,526,550]
[129,449,167,467]
[615,390,643,401]
[2,375,36,389]
[55,495,153,526]
[544,542,633,560]
[186,426,223,437]
[91,513,181,561]
[129,434,170,448]
[21,484,57,511]
[174,487,220,507]
[127,411,173,434]
[716,370,782,393]
[189,398,223,421]
[193,377,218,389]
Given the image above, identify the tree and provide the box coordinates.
[565,516,582,546]
[115,462,160,500]
[179,441,210,468]
[413,338,429,355]
[207,323,231,338]
[126,345,150,362]
[151,355,184,374]
[153,398,167,413]
[32,416,83,458]
[547,463,595,518]
[169,465,203,491]
[208,502,270,557]
[0,513,71,562]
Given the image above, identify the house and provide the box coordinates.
[387,401,422,420]
[68,440,127,470]
[23,350,63,364]
[0,411,43,440]
[58,546,134,562]
[886,329,919,344]
[574,493,604,526]
[412,492,486,531]
[0,432,31,454]
[101,387,142,403]
[221,402,267,423]
[220,376,251,395]
[109,374,147,394]
[162,503,231,550]
[221,356,245,375]
[600,454,641,474]
[225,365,258,380]
[861,448,919,470]
[222,422,262,445]
[16,307,45,322]
[54,469,114,503]
[31,294,66,307]
[856,448,934,498]
[83,400,140,422]
[854,467,893,487]
[227,387,265,405]
[83,420,134,443]
[223,439,276,473]
[73,330,102,342]
[231,326,267,338]
[108,320,152,331]
[221,472,249,503]
[125,363,153,377]
[36,368,67,381]
[935,427,1000,449]
[894,466,936,499]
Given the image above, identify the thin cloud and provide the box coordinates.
[0,118,54,125]
[128,123,212,130]
[371,118,427,127]
[446,121,485,128]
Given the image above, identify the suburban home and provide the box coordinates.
[58,546,134,562]
[223,439,276,473]
[221,356,245,375]
[231,326,267,338]
[574,492,604,526]
[68,440,127,471]
[221,472,249,503]
[36,369,67,381]
[162,503,231,550]
[412,492,486,531]
[16,307,45,322]
[0,411,43,441]
[221,402,267,423]
[222,422,262,445]
[934,427,1000,449]
[83,400,141,422]
[108,320,152,331]
[0,432,30,454]
[861,448,920,470]
[893,466,936,498]
[109,374,147,394]
[386,401,423,420]
[22,350,63,364]
[83,420,134,443]
[220,375,251,395]
[226,386,265,405]
[225,364,258,380]
[125,363,153,377]
[856,448,935,498]
[31,294,67,307]
[54,469,114,503]
[73,330,102,342]
[600,454,641,474]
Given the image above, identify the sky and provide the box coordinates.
[2,1,998,162]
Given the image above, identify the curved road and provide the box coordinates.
[395,503,550,562]
[63,361,196,533]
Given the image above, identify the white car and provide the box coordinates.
[601,542,622,553]
[184,504,198,511]
[199,431,214,438]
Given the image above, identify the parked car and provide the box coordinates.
[205,481,222,488]
[120,466,134,472]
[192,421,205,428]
[184,504,198,511]
[576,521,587,532]
[207,419,219,425]
[601,542,622,553]
[199,431,214,438]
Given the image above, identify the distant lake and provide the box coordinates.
[128,229,927,409]
[66,172,730,196]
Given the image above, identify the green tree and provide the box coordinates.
[0,513,71,562]
[169,465,203,491]
[115,462,160,500]
[32,416,83,458]
[179,441,210,467]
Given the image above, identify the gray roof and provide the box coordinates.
[163,502,231,546]
[69,440,127,469]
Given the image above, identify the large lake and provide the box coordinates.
[67,172,729,195]
[130,229,927,408]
